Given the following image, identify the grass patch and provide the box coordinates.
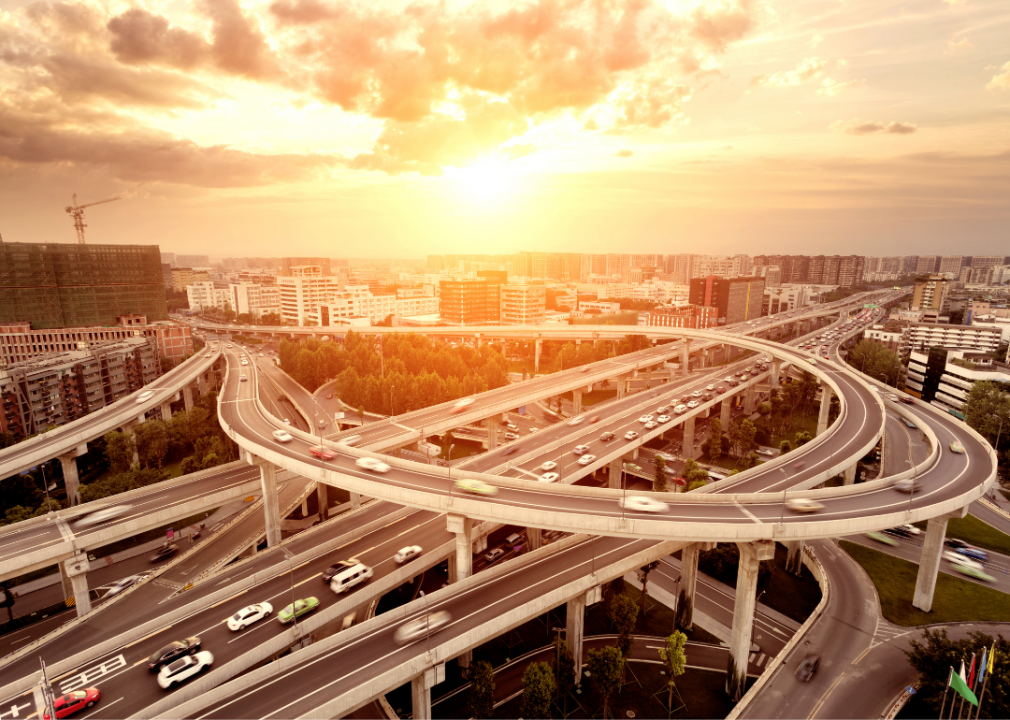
[767,413,819,448]
[839,540,1010,626]
[700,454,763,473]
[911,514,1010,556]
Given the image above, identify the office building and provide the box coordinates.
[0,242,168,331]
[278,266,343,326]
[439,271,507,325]
[279,257,332,276]
[0,336,160,439]
[501,284,546,325]
[689,276,765,326]
[647,304,718,329]
[911,275,949,313]
[171,267,210,292]
[915,256,939,274]
[906,348,1010,413]
[906,321,1002,354]
[230,283,281,319]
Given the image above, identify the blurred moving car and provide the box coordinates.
[74,505,133,528]
[272,429,293,443]
[135,390,155,404]
[540,472,560,483]
[394,611,452,645]
[452,397,476,414]
[949,440,965,454]
[148,636,201,671]
[795,654,820,681]
[619,496,669,513]
[356,457,390,473]
[394,546,422,564]
[577,454,596,466]
[278,597,320,624]
[156,651,214,689]
[149,544,178,563]
[455,477,498,495]
[309,446,337,460]
[540,461,557,471]
[785,498,824,514]
[893,479,921,493]
[44,688,100,719]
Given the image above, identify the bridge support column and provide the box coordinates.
[528,527,542,551]
[62,554,91,617]
[487,420,498,451]
[572,390,583,416]
[785,540,804,576]
[317,483,328,522]
[683,416,698,460]
[608,458,623,489]
[914,507,968,612]
[676,543,699,631]
[251,459,282,547]
[350,492,361,509]
[59,451,84,506]
[198,372,208,396]
[411,664,444,720]
[447,515,473,583]
[567,586,600,683]
[771,359,782,387]
[744,385,756,415]
[727,540,775,701]
[817,385,833,435]
[616,373,630,400]
[720,399,731,431]
[644,366,652,389]
[680,340,691,377]
[160,401,173,421]
[183,385,194,412]
[121,419,141,465]
[843,463,857,485]
[535,339,542,372]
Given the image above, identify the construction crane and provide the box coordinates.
[65,193,120,244]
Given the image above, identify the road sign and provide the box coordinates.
[167,528,174,541]
[517,405,526,415]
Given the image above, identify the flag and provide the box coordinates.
[988,644,996,675]
[950,662,979,706]
[968,654,977,690]
[978,647,987,686]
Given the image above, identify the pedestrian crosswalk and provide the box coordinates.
[749,651,769,668]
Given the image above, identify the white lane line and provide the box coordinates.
[735,503,763,524]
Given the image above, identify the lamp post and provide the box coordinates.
[905,458,916,518]
[390,385,395,420]
[40,461,52,513]
[991,413,1004,455]
[878,372,890,388]
[281,548,300,639]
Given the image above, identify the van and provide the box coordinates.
[505,533,523,547]
[329,563,373,594]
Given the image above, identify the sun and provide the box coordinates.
[445,155,523,207]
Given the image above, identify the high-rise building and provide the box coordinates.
[647,304,718,329]
[171,267,210,292]
[278,266,342,326]
[915,256,939,274]
[501,284,546,325]
[911,275,949,312]
[938,256,965,278]
[0,242,168,330]
[689,276,765,326]
[176,254,210,267]
[902,256,920,274]
[279,257,331,276]
[836,255,865,287]
[439,271,507,325]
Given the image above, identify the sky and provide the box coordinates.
[0,0,1007,259]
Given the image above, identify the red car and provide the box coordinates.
[325,392,333,399]
[309,446,336,460]
[45,688,100,719]
[589,416,601,424]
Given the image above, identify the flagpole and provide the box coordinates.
[973,673,989,720]
[940,667,952,720]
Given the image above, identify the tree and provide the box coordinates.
[795,430,812,446]
[653,455,667,492]
[905,628,1010,717]
[608,591,638,658]
[468,660,495,719]
[682,458,709,492]
[705,417,723,460]
[104,430,136,474]
[845,340,904,386]
[965,381,1010,461]
[728,418,757,461]
[779,439,793,455]
[587,646,624,718]
[521,661,556,719]
[658,631,688,712]
[134,420,170,470]
[553,637,576,705]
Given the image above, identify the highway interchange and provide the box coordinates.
[0,289,1002,719]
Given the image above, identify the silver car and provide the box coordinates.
[394,611,452,646]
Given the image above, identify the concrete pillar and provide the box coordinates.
[487,420,498,451]
[300,496,309,516]
[121,420,140,466]
[411,672,432,720]
[683,416,698,460]
[914,508,967,612]
[680,340,691,377]
[608,458,623,489]
[317,483,328,522]
[727,540,775,701]
[535,338,542,372]
[771,359,782,388]
[350,492,361,510]
[59,454,80,507]
[160,401,173,421]
[62,554,92,617]
[676,543,700,631]
[567,594,586,682]
[572,390,583,416]
[843,463,857,485]
[744,385,756,415]
[644,366,652,389]
[616,373,628,400]
[447,515,473,583]
[723,343,731,362]
[255,461,282,547]
[785,540,804,576]
[720,399,731,431]
[817,385,833,435]
[198,372,208,396]
[528,527,541,551]
[183,385,194,412]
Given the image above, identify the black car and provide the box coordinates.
[944,538,970,550]
[148,637,201,671]
[795,654,820,682]
[883,527,911,538]
[322,559,359,582]
[600,432,615,442]
[149,544,179,563]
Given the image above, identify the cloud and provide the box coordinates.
[987,61,1010,90]
[751,57,828,88]
[817,78,860,96]
[615,149,634,157]
[108,9,210,69]
[946,36,974,53]
[831,119,918,135]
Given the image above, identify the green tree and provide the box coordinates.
[653,455,667,492]
[608,591,638,658]
[468,660,495,719]
[521,661,556,719]
[705,417,723,460]
[103,430,136,474]
[658,631,688,712]
[845,340,904,385]
[682,458,710,491]
[587,646,624,718]
[795,430,812,446]
[779,439,793,455]
[134,420,170,470]
[553,637,576,706]
[965,381,1010,460]
[905,628,1010,717]
[728,418,757,461]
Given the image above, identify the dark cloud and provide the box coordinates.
[108,9,210,69]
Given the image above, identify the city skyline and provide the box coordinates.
[0,0,1007,256]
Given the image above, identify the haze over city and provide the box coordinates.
[1,0,1008,256]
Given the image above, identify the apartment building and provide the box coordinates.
[911,275,949,312]
[906,321,1002,354]
[647,304,718,329]
[439,271,507,325]
[501,284,546,325]
[0,337,160,439]
[905,348,1010,414]
[689,276,765,325]
[0,316,193,364]
[278,266,343,326]
[230,283,281,318]
[171,267,210,292]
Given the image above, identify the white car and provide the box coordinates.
[638,415,654,424]
[691,390,703,398]
[240,375,248,382]
[135,390,155,404]
[157,651,214,689]
[705,385,716,391]
[577,454,596,466]
[657,415,671,423]
[394,611,452,646]
[573,445,591,455]
[943,550,983,570]
[227,602,273,631]
[619,496,669,513]
[272,429,293,443]
[656,406,669,414]
[394,546,422,564]
[644,421,658,430]
[785,498,825,514]
[356,457,390,473]
[674,405,688,414]
[686,401,699,409]
[540,472,560,483]
[624,431,639,441]
[567,416,585,426]
[74,505,133,528]
[540,461,558,471]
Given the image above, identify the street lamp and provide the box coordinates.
[390,385,395,419]
[991,413,1004,454]
[905,458,916,518]
[877,372,890,387]
[281,548,301,639]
